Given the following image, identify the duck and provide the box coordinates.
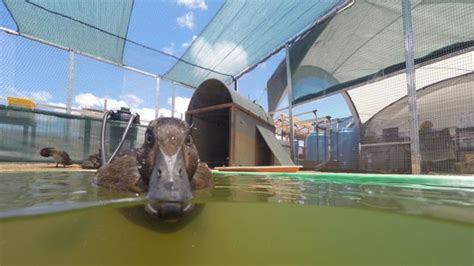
[94,117,213,222]
[81,153,102,169]
[40,147,74,167]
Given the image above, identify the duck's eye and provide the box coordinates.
[185,135,193,146]
[145,130,154,144]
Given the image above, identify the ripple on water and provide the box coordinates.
[0,170,473,224]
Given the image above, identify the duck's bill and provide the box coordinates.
[145,148,194,222]
[145,201,194,222]
[146,147,193,203]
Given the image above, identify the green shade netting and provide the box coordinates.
[3,0,133,65]
[267,0,474,112]
[164,0,345,88]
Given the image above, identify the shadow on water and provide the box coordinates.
[118,204,206,233]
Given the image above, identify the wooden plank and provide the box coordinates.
[256,125,294,166]
[186,103,233,115]
[0,163,94,172]
[214,165,302,172]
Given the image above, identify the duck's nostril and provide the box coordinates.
[178,169,183,177]
[164,181,175,190]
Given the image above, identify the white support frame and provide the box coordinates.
[285,44,296,163]
[402,0,422,174]
[171,82,176,118]
[66,50,74,114]
[155,76,161,118]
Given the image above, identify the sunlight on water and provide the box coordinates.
[1,170,473,265]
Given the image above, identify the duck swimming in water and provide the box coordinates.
[81,153,102,169]
[40,147,74,167]
[94,117,213,222]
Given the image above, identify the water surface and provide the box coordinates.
[1,170,473,265]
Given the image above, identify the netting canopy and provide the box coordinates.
[164,0,347,88]
[267,0,474,118]
[4,0,133,65]
[3,0,351,88]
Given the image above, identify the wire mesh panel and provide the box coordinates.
[276,0,474,174]
[0,0,196,164]
[0,30,159,164]
[0,31,69,106]
[0,105,147,163]
[411,2,474,174]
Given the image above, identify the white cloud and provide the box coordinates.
[163,42,176,55]
[134,107,158,123]
[135,107,183,124]
[177,0,207,10]
[73,93,189,124]
[75,93,145,111]
[46,102,67,113]
[120,94,144,108]
[189,37,248,79]
[74,93,104,109]
[47,102,66,108]
[181,35,197,49]
[30,91,53,102]
[106,98,129,110]
[177,12,195,29]
[167,96,191,118]
[134,97,190,124]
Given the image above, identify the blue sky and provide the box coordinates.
[0,0,349,123]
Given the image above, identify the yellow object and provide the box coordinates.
[7,96,36,109]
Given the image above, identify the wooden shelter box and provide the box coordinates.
[186,79,293,168]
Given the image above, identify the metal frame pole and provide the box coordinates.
[326,116,332,161]
[313,110,319,162]
[66,50,74,114]
[402,0,422,174]
[171,82,176,118]
[155,76,161,118]
[285,43,296,162]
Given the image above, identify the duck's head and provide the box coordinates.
[137,117,199,222]
[40,147,53,157]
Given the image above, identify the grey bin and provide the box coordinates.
[106,120,139,156]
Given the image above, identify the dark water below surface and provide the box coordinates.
[1,171,473,265]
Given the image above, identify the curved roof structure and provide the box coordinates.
[348,51,473,123]
[363,72,474,141]
[267,0,474,123]
[188,79,273,125]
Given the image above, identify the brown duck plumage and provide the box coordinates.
[94,117,213,221]
[40,147,74,167]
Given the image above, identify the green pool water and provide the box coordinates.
[1,171,473,265]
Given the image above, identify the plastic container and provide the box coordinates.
[336,128,359,169]
[305,132,327,161]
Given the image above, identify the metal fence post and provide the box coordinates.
[155,76,161,118]
[285,43,296,163]
[402,0,422,174]
[66,50,75,114]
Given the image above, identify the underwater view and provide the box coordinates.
[1,170,473,266]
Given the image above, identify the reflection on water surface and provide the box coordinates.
[1,170,472,224]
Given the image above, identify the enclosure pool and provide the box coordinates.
[0,169,473,265]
